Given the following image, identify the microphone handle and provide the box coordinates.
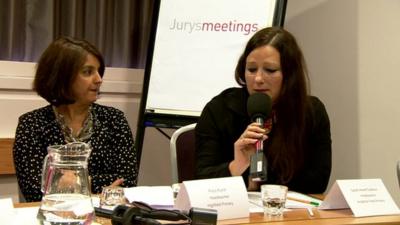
[255,117,264,152]
[250,117,267,182]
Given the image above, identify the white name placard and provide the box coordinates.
[174,176,249,220]
[319,179,400,217]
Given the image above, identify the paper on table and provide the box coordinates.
[14,207,40,225]
[0,198,40,225]
[0,198,14,212]
[248,192,264,213]
[247,191,322,213]
[91,196,100,207]
[0,198,15,224]
[124,186,174,209]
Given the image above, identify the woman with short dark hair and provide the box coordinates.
[33,37,105,106]
[13,37,138,202]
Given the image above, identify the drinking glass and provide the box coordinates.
[261,184,288,217]
[100,186,126,208]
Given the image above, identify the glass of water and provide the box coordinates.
[100,186,126,208]
[261,184,288,217]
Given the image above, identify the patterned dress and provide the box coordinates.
[13,103,138,202]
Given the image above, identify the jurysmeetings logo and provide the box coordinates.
[169,18,259,35]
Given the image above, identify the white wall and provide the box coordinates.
[285,0,360,191]
[358,0,400,201]
[1,0,400,206]
[285,0,400,204]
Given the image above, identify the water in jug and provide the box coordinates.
[37,142,95,225]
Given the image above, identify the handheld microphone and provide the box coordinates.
[247,92,272,182]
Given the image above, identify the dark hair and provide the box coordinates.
[33,37,105,106]
[235,27,310,183]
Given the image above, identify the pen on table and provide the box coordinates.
[287,196,320,206]
[306,207,314,217]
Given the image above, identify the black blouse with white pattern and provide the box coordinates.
[13,103,138,202]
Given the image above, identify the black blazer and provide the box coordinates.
[195,87,332,193]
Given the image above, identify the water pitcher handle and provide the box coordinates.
[40,154,52,193]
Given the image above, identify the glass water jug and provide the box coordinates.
[37,142,95,225]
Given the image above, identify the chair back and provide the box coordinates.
[170,123,197,183]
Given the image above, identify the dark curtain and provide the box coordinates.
[0,0,155,68]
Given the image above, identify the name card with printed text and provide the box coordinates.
[319,179,400,217]
[174,176,249,220]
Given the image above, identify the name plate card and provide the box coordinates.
[319,179,400,217]
[174,176,249,220]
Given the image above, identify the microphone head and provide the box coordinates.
[247,92,272,121]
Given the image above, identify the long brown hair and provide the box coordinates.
[235,27,310,183]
